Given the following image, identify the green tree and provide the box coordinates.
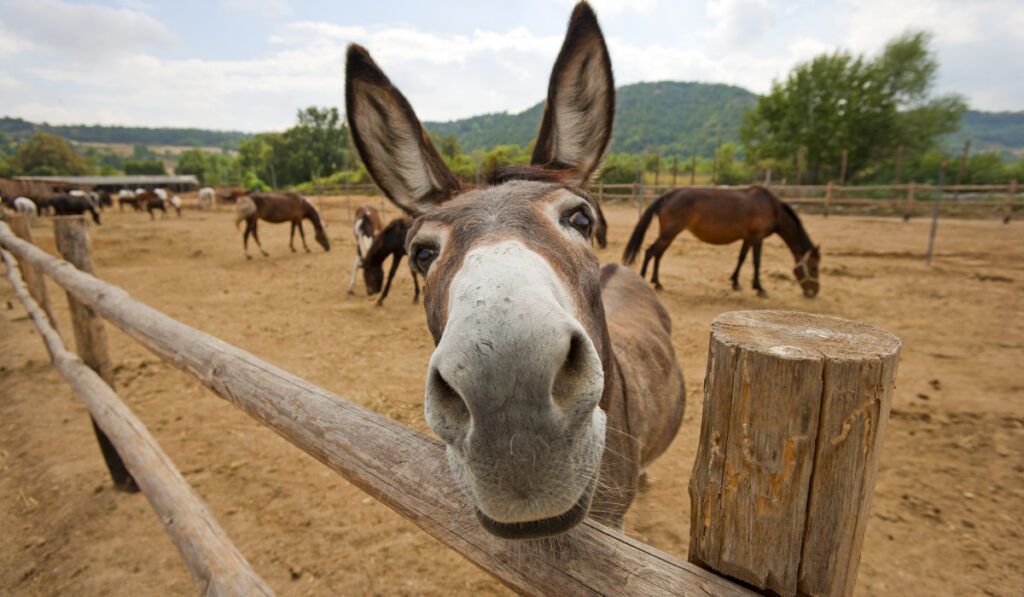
[175,148,208,182]
[124,160,167,175]
[741,31,965,183]
[7,133,88,175]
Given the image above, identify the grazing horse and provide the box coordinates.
[346,1,685,538]
[118,189,142,211]
[234,192,330,259]
[622,186,821,297]
[347,205,383,295]
[361,217,419,306]
[46,195,101,224]
[197,187,214,211]
[146,197,167,220]
[13,197,37,222]
[169,195,182,217]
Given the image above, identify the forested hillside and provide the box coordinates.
[424,81,758,158]
[943,110,1024,156]
[0,117,251,149]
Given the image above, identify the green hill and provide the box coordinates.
[424,81,758,158]
[943,110,1024,158]
[0,117,251,149]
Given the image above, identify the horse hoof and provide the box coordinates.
[654,283,664,291]
[347,289,355,296]
[756,289,768,298]
[732,282,741,291]
[245,255,252,260]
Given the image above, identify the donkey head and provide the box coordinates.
[347,2,615,539]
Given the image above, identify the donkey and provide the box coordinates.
[347,205,384,295]
[346,1,685,539]
[234,192,330,259]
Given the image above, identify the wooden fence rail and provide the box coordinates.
[0,218,752,596]
[0,242,274,597]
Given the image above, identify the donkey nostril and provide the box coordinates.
[428,368,469,422]
[551,332,589,407]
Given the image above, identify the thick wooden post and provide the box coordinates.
[1004,179,1017,224]
[53,216,139,493]
[6,214,59,331]
[903,182,916,221]
[689,311,901,597]
[824,181,833,217]
[839,149,848,185]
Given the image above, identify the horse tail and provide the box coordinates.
[622,194,668,265]
[234,195,256,230]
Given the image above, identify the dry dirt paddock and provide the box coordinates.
[1,195,1022,596]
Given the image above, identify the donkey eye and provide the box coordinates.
[564,208,593,236]
[413,245,437,272]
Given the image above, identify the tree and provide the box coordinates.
[6,133,88,176]
[741,31,965,183]
[175,148,208,182]
[124,160,166,175]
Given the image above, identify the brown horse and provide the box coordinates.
[234,192,329,259]
[622,186,821,297]
[361,217,419,306]
[347,205,383,294]
[346,1,685,539]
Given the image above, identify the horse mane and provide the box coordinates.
[756,186,814,253]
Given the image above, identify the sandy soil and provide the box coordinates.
[1,196,1022,596]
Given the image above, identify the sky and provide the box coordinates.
[0,0,1021,133]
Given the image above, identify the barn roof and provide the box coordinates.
[11,175,199,186]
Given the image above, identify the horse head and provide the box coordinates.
[794,245,820,297]
[347,1,616,539]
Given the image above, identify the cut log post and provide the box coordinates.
[6,214,59,331]
[53,216,139,493]
[689,311,901,597]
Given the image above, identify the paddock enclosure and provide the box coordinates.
[1,195,1022,596]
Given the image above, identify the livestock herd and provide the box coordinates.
[0,1,825,544]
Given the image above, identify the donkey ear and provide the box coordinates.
[346,44,461,217]
[530,2,615,185]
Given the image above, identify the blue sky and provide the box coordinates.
[1,0,1021,132]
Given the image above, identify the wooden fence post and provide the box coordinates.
[1004,179,1017,224]
[689,311,901,597]
[53,216,139,493]
[954,139,970,202]
[839,149,848,185]
[824,181,833,217]
[6,214,59,331]
[926,161,947,265]
[903,182,916,221]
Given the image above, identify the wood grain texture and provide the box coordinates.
[6,213,59,331]
[1,246,274,597]
[0,220,754,596]
[689,311,900,597]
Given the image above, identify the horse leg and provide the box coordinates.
[289,222,297,252]
[296,221,310,252]
[376,254,403,307]
[347,256,361,295]
[251,220,268,257]
[411,269,420,305]
[648,238,673,291]
[731,242,750,290]
[752,241,767,297]
[243,222,252,259]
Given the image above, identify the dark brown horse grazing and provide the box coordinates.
[361,217,419,306]
[622,186,820,297]
[347,205,383,294]
[234,192,329,259]
[46,195,101,225]
[346,1,685,539]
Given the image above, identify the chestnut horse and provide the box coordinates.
[346,1,684,539]
[234,192,329,259]
[361,217,419,306]
[622,186,821,297]
[347,205,383,295]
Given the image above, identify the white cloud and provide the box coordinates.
[705,0,777,47]
[557,0,659,15]
[221,0,293,18]
[0,0,176,61]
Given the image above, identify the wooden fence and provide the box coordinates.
[0,213,902,596]
[594,181,1021,221]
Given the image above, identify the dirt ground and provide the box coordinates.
[1,196,1022,596]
